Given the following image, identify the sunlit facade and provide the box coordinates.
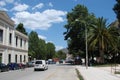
[0,11,28,64]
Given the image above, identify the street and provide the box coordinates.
[0,64,78,80]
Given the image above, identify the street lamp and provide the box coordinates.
[85,24,88,69]
[75,19,88,69]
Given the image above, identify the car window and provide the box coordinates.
[35,61,42,64]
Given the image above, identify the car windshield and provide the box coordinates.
[35,61,42,64]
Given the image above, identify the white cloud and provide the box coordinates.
[48,2,53,7]
[0,7,8,11]
[38,35,47,40]
[12,9,67,30]
[0,1,6,6]
[0,0,14,6]
[5,0,14,3]
[11,3,29,11]
[32,3,44,10]
[56,46,64,51]
[46,41,53,44]
[0,0,14,11]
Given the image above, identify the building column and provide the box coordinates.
[2,48,8,64]
[6,26,9,45]
[11,50,15,63]
[12,30,15,47]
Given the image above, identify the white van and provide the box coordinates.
[34,60,48,71]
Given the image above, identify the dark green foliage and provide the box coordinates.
[64,4,120,64]
[64,5,88,55]
[46,42,55,59]
[16,23,27,35]
[113,0,120,27]
[38,39,47,59]
[56,50,66,59]
[28,31,40,59]
[64,4,96,57]
[28,31,56,60]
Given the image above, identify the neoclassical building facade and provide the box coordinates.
[0,11,28,64]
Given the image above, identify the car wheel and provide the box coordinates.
[34,69,36,71]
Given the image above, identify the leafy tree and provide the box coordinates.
[56,50,66,59]
[39,39,47,59]
[113,0,120,52]
[88,17,118,63]
[64,4,96,57]
[16,23,27,35]
[64,4,88,55]
[28,31,40,59]
[113,0,120,27]
[46,42,55,59]
[107,25,120,63]
[28,31,56,60]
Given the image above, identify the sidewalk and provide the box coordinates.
[76,66,120,80]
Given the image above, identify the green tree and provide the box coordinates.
[39,39,47,59]
[56,50,66,59]
[107,26,120,63]
[88,17,118,63]
[113,0,120,27]
[16,23,27,35]
[28,31,41,59]
[113,0,120,53]
[46,42,55,59]
[64,4,88,55]
[64,4,96,57]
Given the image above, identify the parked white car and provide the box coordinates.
[34,60,48,71]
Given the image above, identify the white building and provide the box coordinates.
[0,11,28,64]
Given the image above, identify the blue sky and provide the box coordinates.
[0,0,117,50]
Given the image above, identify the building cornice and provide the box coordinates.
[15,30,28,40]
[0,44,28,52]
[0,11,14,27]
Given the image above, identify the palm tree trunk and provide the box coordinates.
[99,39,104,63]
[99,49,104,63]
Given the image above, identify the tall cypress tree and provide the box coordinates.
[113,0,120,27]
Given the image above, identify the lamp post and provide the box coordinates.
[75,19,88,69]
[85,24,88,69]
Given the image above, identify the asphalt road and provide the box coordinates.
[0,64,78,80]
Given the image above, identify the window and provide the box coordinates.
[24,55,26,62]
[20,55,22,62]
[15,55,17,63]
[35,61,42,64]
[0,53,2,63]
[8,54,11,63]
[9,33,12,45]
[0,29,3,43]
[20,38,22,47]
[16,36,18,46]
[24,40,26,48]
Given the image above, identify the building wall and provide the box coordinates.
[0,11,28,64]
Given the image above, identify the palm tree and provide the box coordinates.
[88,17,117,63]
[107,26,120,62]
